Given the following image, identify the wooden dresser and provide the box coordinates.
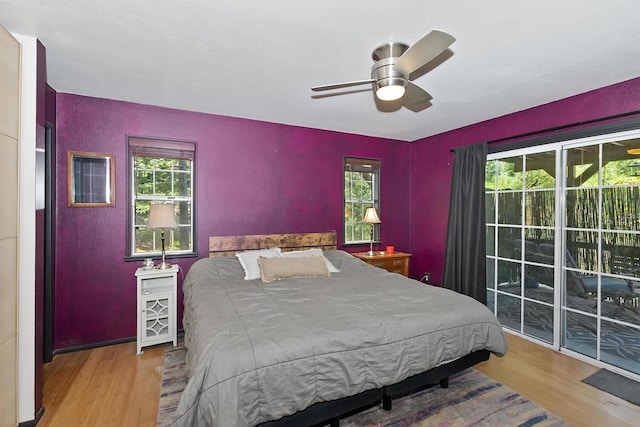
[352,252,412,277]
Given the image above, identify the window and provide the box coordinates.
[128,137,195,258]
[344,157,380,244]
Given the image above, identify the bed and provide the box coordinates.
[170,232,507,426]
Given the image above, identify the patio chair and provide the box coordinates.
[537,243,634,299]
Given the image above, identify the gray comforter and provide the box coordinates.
[171,250,507,426]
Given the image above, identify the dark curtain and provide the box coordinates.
[442,143,487,304]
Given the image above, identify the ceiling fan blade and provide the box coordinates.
[311,79,375,92]
[404,81,433,105]
[394,30,455,76]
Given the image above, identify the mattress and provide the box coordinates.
[171,250,507,426]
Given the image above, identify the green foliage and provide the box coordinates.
[487,153,640,190]
[603,159,640,185]
[344,171,373,200]
[486,155,556,191]
[487,147,640,282]
[134,157,192,198]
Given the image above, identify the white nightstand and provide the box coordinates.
[135,265,178,355]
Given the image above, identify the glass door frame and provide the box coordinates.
[487,144,562,350]
[487,128,640,379]
[560,129,640,378]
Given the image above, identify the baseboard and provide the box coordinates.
[52,337,136,356]
[51,329,185,356]
[18,404,45,426]
[35,405,45,424]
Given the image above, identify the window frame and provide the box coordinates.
[125,136,197,260]
[343,156,381,245]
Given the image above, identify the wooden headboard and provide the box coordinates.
[209,232,337,257]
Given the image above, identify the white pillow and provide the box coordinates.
[282,248,340,273]
[236,248,282,280]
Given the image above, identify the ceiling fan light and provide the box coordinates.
[375,76,407,101]
[376,84,405,101]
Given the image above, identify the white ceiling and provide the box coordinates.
[3,0,640,142]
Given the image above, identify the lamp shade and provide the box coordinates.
[363,207,381,224]
[146,204,178,229]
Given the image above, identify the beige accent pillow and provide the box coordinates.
[282,248,340,273]
[257,255,330,283]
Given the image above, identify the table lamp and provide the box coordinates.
[146,203,178,269]
[363,207,381,256]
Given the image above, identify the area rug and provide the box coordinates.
[157,339,188,426]
[582,369,640,406]
[157,341,568,426]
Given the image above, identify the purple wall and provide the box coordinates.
[54,94,411,349]
[54,76,640,350]
[409,77,640,285]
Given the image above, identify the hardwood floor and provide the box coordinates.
[39,333,640,426]
[40,341,164,427]
[476,332,640,427]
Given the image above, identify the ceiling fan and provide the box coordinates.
[311,30,455,107]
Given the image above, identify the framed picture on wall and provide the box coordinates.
[67,151,115,207]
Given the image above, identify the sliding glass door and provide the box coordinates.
[486,130,640,376]
[486,147,559,345]
[563,137,640,374]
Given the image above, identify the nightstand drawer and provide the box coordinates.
[352,252,411,277]
[371,258,406,271]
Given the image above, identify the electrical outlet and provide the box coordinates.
[421,272,430,284]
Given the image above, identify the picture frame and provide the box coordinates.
[67,151,115,207]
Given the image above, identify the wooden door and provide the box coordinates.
[0,24,20,427]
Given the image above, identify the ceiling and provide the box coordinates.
[3,0,640,142]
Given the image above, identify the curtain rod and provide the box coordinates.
[449,108,640,153]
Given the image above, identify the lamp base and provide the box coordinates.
[156,261,171,270]
[368,235,376,256]
[157,231,170,269]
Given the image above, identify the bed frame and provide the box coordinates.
[207,232,491,426]
[209,232,337,257]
